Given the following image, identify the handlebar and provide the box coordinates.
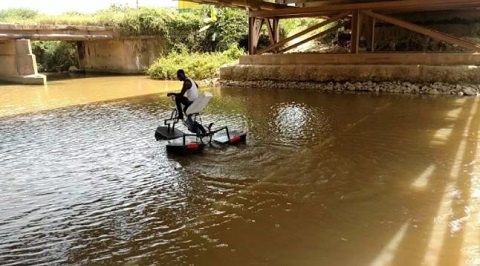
[167,93,177,101]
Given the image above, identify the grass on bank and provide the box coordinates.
[0,7,190,38]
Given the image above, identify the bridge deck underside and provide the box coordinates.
[0,24,117,41]
[184,0,479,12]
[218,0,480,65]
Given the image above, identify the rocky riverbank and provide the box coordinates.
[199,78,220,88]
[220,80,480,96]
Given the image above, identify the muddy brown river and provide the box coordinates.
[1,75,479,265]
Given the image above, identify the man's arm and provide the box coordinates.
[167,79,192,97]
[179,79,192,96]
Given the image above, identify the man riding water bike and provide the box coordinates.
[167,69,199,121]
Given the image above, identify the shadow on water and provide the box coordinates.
[1,78,480,266]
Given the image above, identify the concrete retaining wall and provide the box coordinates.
[220,64,480,96]
[220,64,480,84]
[220,53,480,96]
[0,40,20,77]
[82,38,167,74]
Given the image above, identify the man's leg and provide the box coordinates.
[175,95,191,119]
[183,100,193,115]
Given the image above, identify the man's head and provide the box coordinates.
[177,69,186,81]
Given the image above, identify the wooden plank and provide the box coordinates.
[273,18,280,43]
[283,0,404,4]
[256,11,349,54]
[364,16,376,52]
[283,0,309,3]
[265,19,277,45]
[282,0,361,4]
[249,17,265,54]
[254,18,264,45]
[251,0,480,18]
[350,9,360,53]
[362,10,480,52]
[278,23,342,53]
[239,53,480,65]
[303,0,388,8]
[184,0,289,10]
[248,17,254,54]
[380,3,480,13]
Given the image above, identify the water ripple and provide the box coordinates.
[1,84,476,266]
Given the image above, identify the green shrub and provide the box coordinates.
[195,6,248,51]
[69,6,172,36]
[166,12,203,52]
[0,6,248,54]
[280,17,321,37]
[147,45,244,80]
[0,8,39,21]
[1,6,250,77]
[31,41,78,71]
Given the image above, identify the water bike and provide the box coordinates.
[154,92,247,154]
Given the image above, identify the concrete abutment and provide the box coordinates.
[81,38,166,74]
[220,54,480,96]
[0,39,46,85]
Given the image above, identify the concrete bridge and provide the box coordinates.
[0,24,165,85]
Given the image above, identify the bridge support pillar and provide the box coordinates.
[0,39,46,85]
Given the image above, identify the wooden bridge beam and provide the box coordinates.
[278,23,342,53]
[184,0,290,10]
[266,18,280,45]
[248,17,265,54]
[362,10,480,52]
[251,0,480,18]
[254,11,349,55]
[350,9,361,54]
[364,16,376,52]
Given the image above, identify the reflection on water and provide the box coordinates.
[271,103,326,146]
[0,75,180,117]
[1,76,480,265]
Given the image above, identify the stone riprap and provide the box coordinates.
[220,80,480,96]
[220,64,480,96]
